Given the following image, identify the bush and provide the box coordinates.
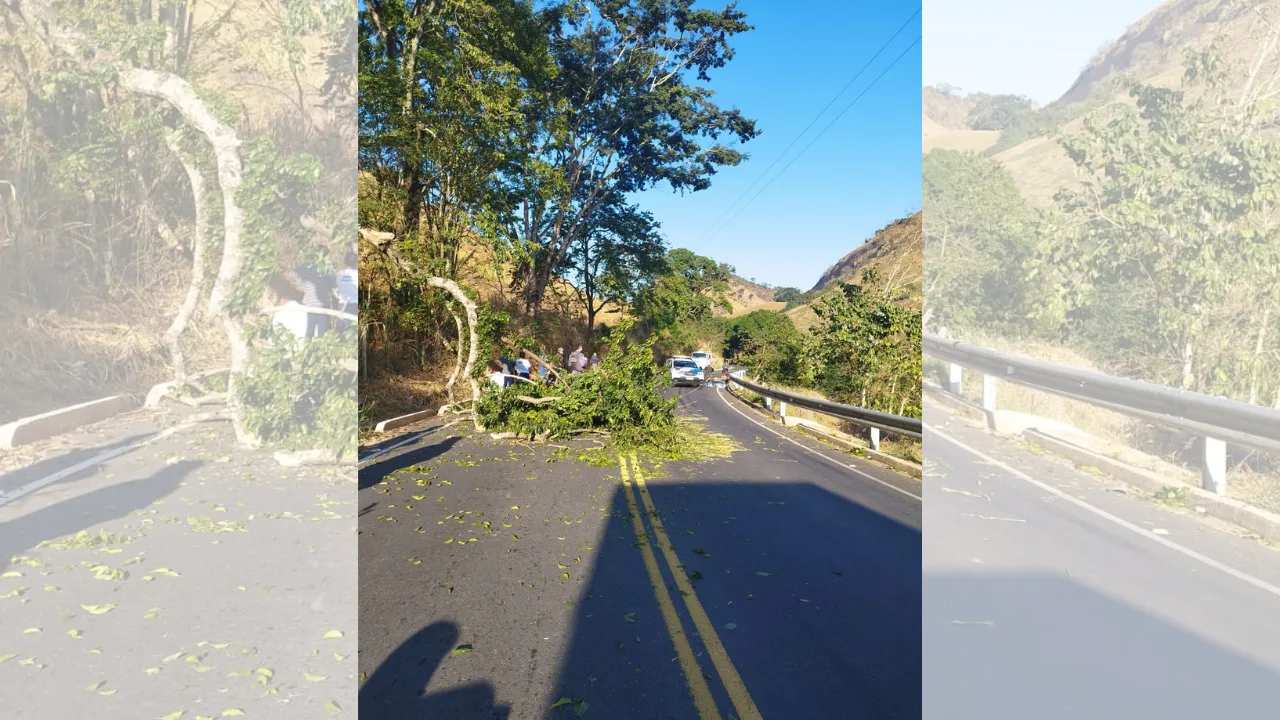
[237,322,358,455]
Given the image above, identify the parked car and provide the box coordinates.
[668,358,703,387]
[691,351,713,370]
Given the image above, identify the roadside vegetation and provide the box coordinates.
[358,0,921,465]
[0,0,357,454]
[924,32,1280,491]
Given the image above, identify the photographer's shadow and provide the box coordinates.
[359,620,510,720]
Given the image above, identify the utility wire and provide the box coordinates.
[703,34,921,245]
[693,7,922,245]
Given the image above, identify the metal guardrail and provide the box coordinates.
[924,333,1280,495]
[724,372,923,443]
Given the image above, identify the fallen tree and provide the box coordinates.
[475,321,681,447]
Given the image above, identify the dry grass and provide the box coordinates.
[923,129,1000,153]
[0,269,228,424]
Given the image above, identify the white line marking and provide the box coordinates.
[715,388,921,501]
[0,421,196,508]
[929,423,1280,601]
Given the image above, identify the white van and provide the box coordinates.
[691,351,713,370]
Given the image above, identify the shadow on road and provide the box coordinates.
[0,459,200,563]
[359,620,511,720]
[0,433,155,496]
[358,435,460,490]
[923,572,1280,718]
[549,478,922,719]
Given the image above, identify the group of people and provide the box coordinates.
[272,251,359,340]
[487,345,601,389]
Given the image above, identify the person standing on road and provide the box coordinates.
[514,356,531,380]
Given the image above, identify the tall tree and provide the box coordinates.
[634,247,732,333]
[358,0,550,274]
[563,197,665,344]
[504,0,758,314]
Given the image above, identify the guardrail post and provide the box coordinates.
[949,362,962,395]
[982,374,997,412]
[1201,436,1227,495]
[779,401,787,422]
[869,428,880,452]
[764,397,772,411]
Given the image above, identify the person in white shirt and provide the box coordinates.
[486,360,506,389]
[514,356,531,379]
[335,250,357,332]
[272,296,310,340]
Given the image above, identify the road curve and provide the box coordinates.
[357,383,922,719]
[923,401,1280,719]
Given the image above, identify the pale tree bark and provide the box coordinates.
[118,68,254,446]
[12,0,258,445]
[360,227,482,421]
[161,128,209,382]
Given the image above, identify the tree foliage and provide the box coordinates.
[967,93,1036,131]
[476,321,679,446]
[1040,42,1280,399]
[809,273,921,418]
[922,149,1036,332]
[725,310,805,383]
[501,0,759,313]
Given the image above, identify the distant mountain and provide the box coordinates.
[786,212,922,332]
[976,0,1279,204]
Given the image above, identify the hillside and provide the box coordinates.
[786,212,922,332]
[922,86,1004,153]
[979,0,1280,203]
[718,274,785,317]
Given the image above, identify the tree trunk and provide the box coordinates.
[1248,308,1270,405]
[117,68,254,446]
[361,227,482,422]
[445,307,465,403]
[161,128,209,383]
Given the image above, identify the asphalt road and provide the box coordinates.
[0,405,358,719]
[357,383,922,719]
[923,400,1280,719]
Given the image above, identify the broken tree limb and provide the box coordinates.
[446,308,464,403]
[161,128,210,383]
[516,395,559,405]
[522,348,564,384]
[360,226,482,427]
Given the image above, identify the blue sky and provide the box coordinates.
[628,1,923,291]
[923,0,1165,104]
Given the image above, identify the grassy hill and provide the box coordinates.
[921,86,1001,153]
[976,0,1280,203]
[718,274,785,317]
[786,212,922,332]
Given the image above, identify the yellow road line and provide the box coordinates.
[618,455,721,720]
[629,453,764,720]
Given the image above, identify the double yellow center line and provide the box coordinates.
[619,453,763,720]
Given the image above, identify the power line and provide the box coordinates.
[703,34,921,246]
[693,7,921,246]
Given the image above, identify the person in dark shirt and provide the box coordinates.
[291,264,335,338]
